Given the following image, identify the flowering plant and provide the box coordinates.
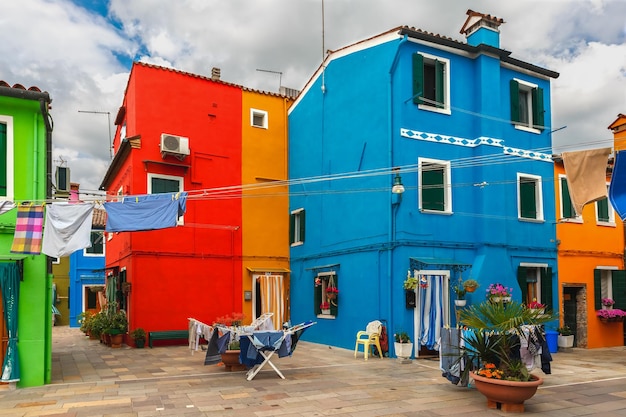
[596,309,626,319]
[602,298,615,307]
[394,331,411,343]
[213,312,245,327]
[527,300,545,309]
[320,301,330,310]
[326,287,339,294]
[315,277,322,287]
[476,363,505,379]
[486,283,512,298]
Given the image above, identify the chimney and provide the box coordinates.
[211,67,221,80]
[460,9,505,48]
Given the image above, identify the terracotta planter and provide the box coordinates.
[470,371,543,413]
[221,350,246,371]
[110,333,123,348]
[464,286,477,293]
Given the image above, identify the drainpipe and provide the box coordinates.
[385,35,409,338]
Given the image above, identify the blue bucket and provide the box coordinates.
[545,330,558,353]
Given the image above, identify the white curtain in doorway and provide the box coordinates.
[418,274,444,351]
[258,274,285,330]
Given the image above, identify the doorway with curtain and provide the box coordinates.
[413,270,450,358]
[253,273,289,330]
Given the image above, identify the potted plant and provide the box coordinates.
[403,271,418,308]
[527,300,546,314]
[463,278,479,293]
[320,301,331,315]
[485,283,512,303]
[557,325,575,348]
[458,300,556,412]
[78,311,95,337]
[89,312,106,341]
[326,286,339,300]
[393,331,413,360]
[214,313,247,371]
[601,297,615,310]
[596,308,626,323]
[106,310,128,348]
[130,328,146,348]
[452,278,467,307]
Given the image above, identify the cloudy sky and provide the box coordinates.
[2,0,626,194]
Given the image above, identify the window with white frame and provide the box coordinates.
[250,108,268,129]
[596,185,615,225]
[289,208,305,246]
[148,173,184,224]
[419,158,451,213]
[84,231,105,256]
[315,271,338,318]
[518,173,543,221]
[517,264,553,310]
[594,268,626,310]
[510,78,544,132]
[0,116,14,200]
[412,53,451,114]
[559,175,581,222]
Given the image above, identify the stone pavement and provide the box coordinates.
[0,326,626,416]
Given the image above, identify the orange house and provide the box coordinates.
[555,142,624,348]
[100,63,293,340]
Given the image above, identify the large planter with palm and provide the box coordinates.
[458,299,556,413]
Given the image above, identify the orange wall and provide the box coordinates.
[555,161,624,348]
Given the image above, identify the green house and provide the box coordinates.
[0,83,53,387]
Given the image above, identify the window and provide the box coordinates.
[596,186,615,225]
[594,268,626,310]
[84,231,105,256]
[0,116,14,200]
[419,158,451,213]
[559,176,580,222]
[517,265,552,310]
[314,272,338,318]
[518,173,543,221]
[250,108,268,129]
[510,79,544,132]
[289,208,305,246]
[148,173,184,224]
[412,53,450,114]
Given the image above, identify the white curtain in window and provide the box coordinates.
[258,275,284,330]
[418,274,444,351]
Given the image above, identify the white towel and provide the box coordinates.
[42,203,94,257]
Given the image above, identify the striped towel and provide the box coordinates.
[11,204,44,254]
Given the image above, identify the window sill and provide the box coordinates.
[290,241,303,247]
[518,217,545,223]
[514,124,541,135]
[420,209,453,216]
[418,104,451,116]
[559,217,583,224]
[317,313,336,320]
[596,221,616,228]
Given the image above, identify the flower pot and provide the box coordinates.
[454,299,467,307]
[221,350,246,372]
[502,296,512,303]
[394,342,413,359]
[490,296,501,303]
[470,371,543,413]
[110,333,123,348]
[135,339,145,348]
[558,334,574,348]
[321,309,331,315]
[464,286,477,293]
[405,289,416,309]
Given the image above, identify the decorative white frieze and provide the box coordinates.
[400,128,552,163]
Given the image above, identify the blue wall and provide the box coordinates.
[68,248,104,327]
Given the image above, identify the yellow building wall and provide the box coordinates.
[240,91,292,323]
[555,162,624,348]
[52,257,70,326]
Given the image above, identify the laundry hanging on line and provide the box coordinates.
[42,202,94,258]
[10,204,44,255]
[562,147,612,216]
[104,192,188,232]
[0,201,16,216]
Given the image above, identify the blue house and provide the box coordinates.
[288,10,560,356]
[68,208,106,327]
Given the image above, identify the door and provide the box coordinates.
[563,287,578,346]
[253,273,288,330]
[414,270,450,357]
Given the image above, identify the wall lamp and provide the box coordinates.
[391,168,405,194]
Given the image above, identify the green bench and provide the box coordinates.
[148,330,189,348]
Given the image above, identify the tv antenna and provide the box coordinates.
[78,110,113,159]
[256,68,283,91]
[53,155,67,167]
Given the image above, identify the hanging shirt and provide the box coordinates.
[104,192,188,232]
[562,148,612,216]
[42,202,94,258]
[0,201,16,216]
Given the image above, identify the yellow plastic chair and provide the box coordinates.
[354,320,383,360]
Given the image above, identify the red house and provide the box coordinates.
[100,63,293,341]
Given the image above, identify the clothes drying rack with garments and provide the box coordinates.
[187,314,316,380]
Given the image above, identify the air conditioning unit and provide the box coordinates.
[160,134,190,158]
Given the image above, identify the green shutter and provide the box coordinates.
[299,210,306,243]
[611,270,626,310]
[520,179,536,219]
[597,197,609,222]
[422,166,444,211]
[412,53,424,105]
[561,178,574,219]
[594,269,602,310]
[435,60,444,108]
[510,80,520,123]
[517,266,528,303]
[330,274,338,317]
[532,87,545,130]
[541,267,553,311]
[151,177,179,194]
[289,213,295,244]
[0,123,6,197]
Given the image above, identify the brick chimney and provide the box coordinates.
[211,67,221,80]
